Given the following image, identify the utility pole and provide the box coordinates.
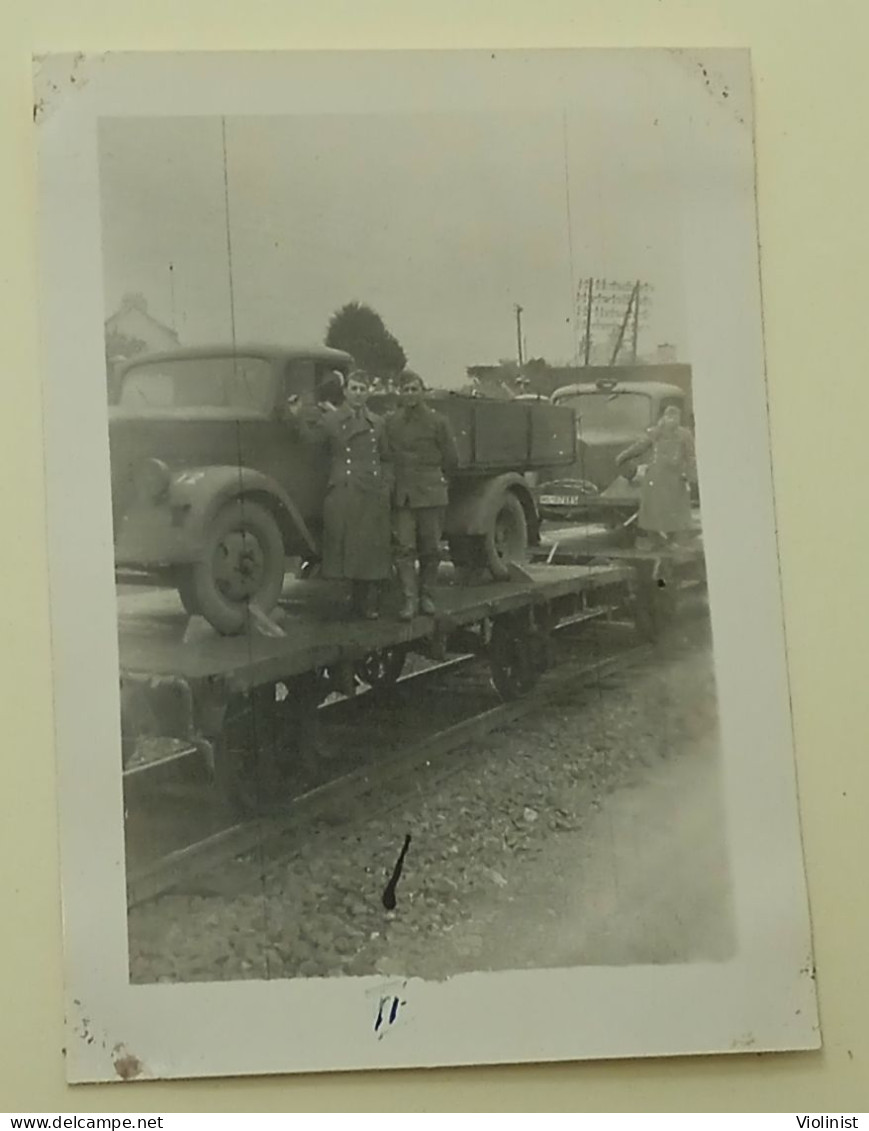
[609,281,640,366]
[631,279,641,363]
[583,277,594,365]
[168,261,176,332]
[514,304,524,367]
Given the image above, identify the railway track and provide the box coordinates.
[125,620,653,907]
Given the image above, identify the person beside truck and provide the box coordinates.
[615,403,696,548]
[291,366,460,622]
[385,370,459,621]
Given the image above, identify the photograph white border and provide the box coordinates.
[35,48,819,1084]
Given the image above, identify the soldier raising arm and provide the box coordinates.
[288,369,392,619]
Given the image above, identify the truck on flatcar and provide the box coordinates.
[536,377,692,520]
[109,345,577,634]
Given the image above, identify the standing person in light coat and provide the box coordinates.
[386,370,459,621]
[615,404,696,548]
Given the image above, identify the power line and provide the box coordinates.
[220,118,238,350]
[562,110,578,364]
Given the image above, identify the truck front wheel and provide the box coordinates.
[179,498,286,635]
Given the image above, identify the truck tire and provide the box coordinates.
[179,498,286,636]
[176,568,201,616]
[483,491,528,580]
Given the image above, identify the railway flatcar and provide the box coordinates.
[118,560,634,816]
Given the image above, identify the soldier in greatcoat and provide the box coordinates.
[386,370,459,620]
[290,369,392,618]
[615,404,696,548]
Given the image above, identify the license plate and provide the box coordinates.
[540,494,582,506]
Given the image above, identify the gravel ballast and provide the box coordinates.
[128,621,725,984]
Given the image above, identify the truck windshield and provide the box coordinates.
[118,357,274,414]
[555,391,653,433]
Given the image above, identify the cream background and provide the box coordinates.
[37,48,817,1083]
[1,0,866,1113]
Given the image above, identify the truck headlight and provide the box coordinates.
[135,458,171,502]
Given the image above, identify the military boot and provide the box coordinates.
[396,560,418,622]
[419,558,440,616]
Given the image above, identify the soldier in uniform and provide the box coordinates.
[290,369,392,618]
[386,370,459,620]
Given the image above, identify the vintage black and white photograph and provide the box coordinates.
[36,49,817,1082]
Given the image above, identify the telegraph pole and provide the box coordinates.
[609,281,640,366]
[580,277,651,366]
[168,261,176,332]
[631,279,641,362]
[514,304,524,367]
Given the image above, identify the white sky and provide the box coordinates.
[97,53,747,386]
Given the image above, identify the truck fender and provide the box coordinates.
[169,465,318,557]
[446,472,538,540]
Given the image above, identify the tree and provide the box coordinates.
[325,302,407,379]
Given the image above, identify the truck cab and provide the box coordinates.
[537,379,689,519]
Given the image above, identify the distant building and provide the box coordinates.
[105,293,179,399]
[654,343,678,364]
[575,331,678,369]
[106,292,179,358]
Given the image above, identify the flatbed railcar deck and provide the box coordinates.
[118,563,627,688]
[118,561,633,812]
[532,522,707,640]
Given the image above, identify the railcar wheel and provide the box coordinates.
[528,616,554,675]
[180,499,286,636]
[213,678,322,813]
[488,616,539,701]
[212,688,277,816]
[316,661,358,701]
[356,646,408,692]
[483,492,528,581]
